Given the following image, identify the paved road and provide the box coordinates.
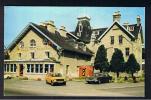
[4,79,144,97]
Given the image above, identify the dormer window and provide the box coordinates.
[78,23,82,37]
[19,41,24,48]
[79,23,83,32]
[129,26,134,31]
[30,39,36,47]
[77,32,81,37]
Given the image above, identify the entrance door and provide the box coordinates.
[19,64,24,76]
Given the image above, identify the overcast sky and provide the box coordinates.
[4,6,145,47]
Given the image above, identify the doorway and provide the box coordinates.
[19,64,24,76]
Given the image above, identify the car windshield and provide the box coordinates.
[52,73,62,77]
[94,73,107,77]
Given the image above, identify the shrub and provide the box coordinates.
[35,77,42,81]
[117,77,125,83]
[74,76,86,80]
[138,76,144,82]
[127,77,134,83]
[111,76,115,82]
[110,49,125,78]
[19,76,28,80]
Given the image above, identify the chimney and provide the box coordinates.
[123,21,129,30]
[45,20,56,33]
[59,26,67,37]
[137,15,141,26]
[77,16,91,21]
[113,11,121,22]
[39,22,47,28]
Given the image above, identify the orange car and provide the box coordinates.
[45,73,66,86]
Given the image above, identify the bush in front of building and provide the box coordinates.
[110,48,125,78]
[94,45,109,73]
[117,77,125,83]
[35,77,42,81]
[73,76,86,81]
[19,76,28,80]
[125,54,140,83]
[137,73,144,82]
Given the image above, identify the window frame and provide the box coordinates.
[43,39,48,45]
[45,51,50,58]
[129,26,134,31]
[35,64,39,73]
[31,52,35,59]
[125,48,130,56]
[19,41,24,48]
[10,64,14,72]
[110,36,114,44]
[6,64,9,72]
[18,53,21,58]
[119,35,123,44]
[30,39,36,48]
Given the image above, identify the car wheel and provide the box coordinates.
[63,82,66,85]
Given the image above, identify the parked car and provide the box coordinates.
[85,73,112,84]
[45,73,66,86]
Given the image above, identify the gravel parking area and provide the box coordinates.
[4,79,144,97]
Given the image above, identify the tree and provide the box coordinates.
[125,54,140,81]
[110,48,125,78]
[94,45,109,72]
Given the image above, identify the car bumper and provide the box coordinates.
[53,81,66,85]
[86,80,98,83]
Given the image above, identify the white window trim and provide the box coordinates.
[26,64,54,74]
[129,26,134,31]
[5,64,16,73]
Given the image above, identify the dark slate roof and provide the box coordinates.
[69,22,143,44]
[123,24,140,38]
[74,20,92,43]
[92,28,108,39]
[23,23,93,56]
[123,24,144,43]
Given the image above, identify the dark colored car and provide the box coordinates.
[85,73,112,84]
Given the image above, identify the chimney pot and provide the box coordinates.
[113,11,121,22]
[59,25,67,37]
[123,21,129,30]
[41,20,56,33]
[39,22,47,27]
[137,15,141,26]
[60,26,66,30]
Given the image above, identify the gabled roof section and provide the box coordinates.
[98,21,135,41]
[32,23,93,56]
[8,22,93,56]
[8,22,61,51]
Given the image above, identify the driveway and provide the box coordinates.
[4,79,144,97]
